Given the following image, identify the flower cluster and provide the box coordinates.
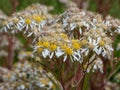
[56,7,120,35]
[35,32,82,62]
[0,61,60,90]
[0,2,120,90]
[33,7,120,73]
[0,4,53,37]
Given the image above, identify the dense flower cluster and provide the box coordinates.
[33,7,120,73]
[57,8,120,35]
[0,4,53,37]
[0,2,120,90]
[0,61,60,90]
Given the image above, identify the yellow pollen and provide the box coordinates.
[61,45,67,49]
[72,39,79,43]
[81,40,88,46]
[99,40,105,46]
[43,41,50,48]
[40,78,50,85]
[50,44,57,51]
[64,47,73,55]
[73,43,80,50]
[38,48,43,52]
[61,33,68,39]
[25,19,31,24]
[37,41,43,46]
[26,51,32,55]
[13,18,19,23]
[33,15,43,23]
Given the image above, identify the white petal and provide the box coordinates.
[98,47,102,55]
[32,37,37,44]
[97,37,101,43]
[3,27,7,32]
[79,28,82,34]
[81,48,87,53]
[70,23,76,30]
[42,49,50,58]
[26,25,29,31]
[72,55,79,61]
[63,55,67,62]
[85,49,89,56]
[17,24,21,31]
[41,21,46,28]
[7,24,10,29]
[50,52,54,59]
[55,48,64,57]
[27,32,33,37]
[93,65,97,70]
[88,37,92,44]
[93,40,97,45]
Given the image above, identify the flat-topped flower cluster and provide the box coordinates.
[0,4,120,73]
[0,3,120,90]
[33,7,120,73]
[0,4,53,37]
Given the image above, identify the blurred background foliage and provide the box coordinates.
[0,0,120,18]
[0,0,66,15]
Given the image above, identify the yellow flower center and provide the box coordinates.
[64,47,73,55]
[60,33,68,39]
[73,43,80,50]
[72,39,81,50]
[81,40,88,46]
[61,45,67,49]
[13,18,19,23]
[37,41,43,46]
[40,78,50,85]
[43,41,50,48]
[33,15,44,23]
[99,40,105,46]
[25,19,31,25]
[50,44,57,51]
[38,48,43,52]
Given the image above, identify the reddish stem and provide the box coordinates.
[5,35,14,70]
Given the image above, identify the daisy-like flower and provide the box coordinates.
[1,20,13,32]
[0,3,52,39]
[32,14,46,31]
[93,38,113,58]
[23,18,33,31]
[49,43,57,59]
[61,45,73,62]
